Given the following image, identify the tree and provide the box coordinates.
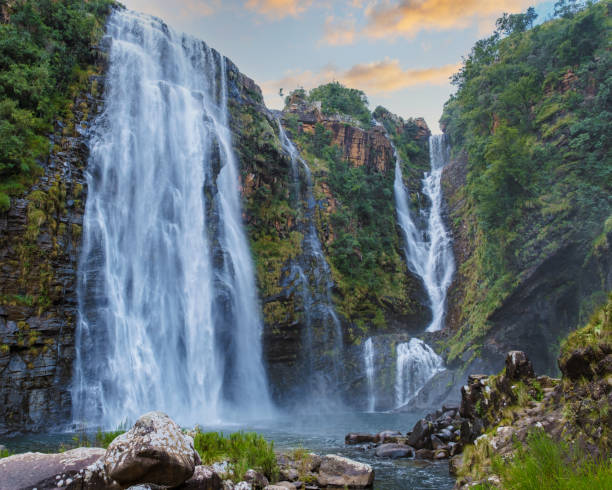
[495,7,538,36]
[554,0,584,18]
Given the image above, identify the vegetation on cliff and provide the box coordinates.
[0,0,115,211]
[440,0,612,362]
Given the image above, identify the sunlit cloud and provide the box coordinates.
[262,59,459,107]
[125,0,220,20]
[245,0,315,19]
[363,0,536,39]
[322,15,357,46]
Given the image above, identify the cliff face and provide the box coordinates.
[0,66,106,435]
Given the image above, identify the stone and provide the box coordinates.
[268,483,296,489]
[103,411,200,487]
[414,449,435,459]
[317,454,374,488]
[345,433,377,445]
[235,482,252,490]
[243,469,269,489]
[180,465,223,489]
[407,419,432,448]
[0,448,119,490]
[374,443,414,459]
[449,455,463,476]
[430,435,445,449]
[376,430,403,443]
[304,453,321,473]
[279,467,299,481]
[433,449,448,460]
[506,351,535,381]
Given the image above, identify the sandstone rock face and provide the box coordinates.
[0,49,107,435]
[0,447,113,490]
[103,412,200,487]
[317,454,374,488]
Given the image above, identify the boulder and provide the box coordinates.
[506,351,535,381]
[376,430,403,443]
[103,411,200,488]
[345,433,377,444]
[279,467,299,481]
[430,435,445,449]
[374,443,414,459]
[235,482,252,490]
[0,448,119,490]
[433,449,448,460]
[244,469,269,489]
[449,455,463,476]
[407,419,433,448]
[267,483,296,489]
[317,454,374,488]
[414,449,435,459]
[180,465,223,489]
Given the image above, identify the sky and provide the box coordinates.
[122,0,556,132]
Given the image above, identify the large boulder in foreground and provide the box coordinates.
[317,454,374,488]
[103,411,200,487]
[0,447,117,489]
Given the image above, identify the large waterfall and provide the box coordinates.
[276,121,344,400]
[394,134,455,332]
[72,10,271,428]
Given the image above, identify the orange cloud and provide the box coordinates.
[363,0,536,39]
[245,0,315,19]
[323,15,357,45]
[262,59,459,107]
[124,0,220,20]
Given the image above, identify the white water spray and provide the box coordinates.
[395,338,444,406]
[394,134,455,332]
[72,10,271,428]
[364,338,376,412]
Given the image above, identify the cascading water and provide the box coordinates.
[395,338,444,407]
[394,134,455,332]
[72,9,271,428]
[363,338,376,412]
[276,121,344,399]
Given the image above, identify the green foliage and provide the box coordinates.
[307,82,371,126]
[0,447,11,458]
[0,0,115,207]
[95,428,126,448]
[492,430,612,489]
[193,430,278,483]
[441,1,612,361]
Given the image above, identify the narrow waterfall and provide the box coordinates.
[395,339,444,406]
[72,10,271,428]
[363,338,376,412]
[394,134,455,332]
[276,121,344,398]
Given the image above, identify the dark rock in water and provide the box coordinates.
[505,351,535,381]
[430,435,446,450]
[244,469,269,488]
[433,449,449,460]
[0,448,119,490]
[180,465,223,489]
[345,432,377,444]
[407,419,433,448]
[317,454,374,488]
[374,443,415,459]
[376,430,403,443]
[414,449,435,459]
[103,412,200,488]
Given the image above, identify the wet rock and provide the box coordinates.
[506,351,535,381]
[317,454,374,488]
[430,435,445,449]
[180,465,223,489]
[376,430,403,443]
[103,412,200,487]
[414,449,435,459]
[279,467,299,481]
[244,469,269,489]
[345,433,377,444]
[374,443,414,459]
[0,448,117,490]
[407,419,433,448]
[433,449,448,460]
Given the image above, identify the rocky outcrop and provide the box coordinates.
[317,455,374,488]
[103,412,201,488]
[0,47,107,434]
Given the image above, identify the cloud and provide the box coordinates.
[245,0,315,19]
[124,0,220,20]
[262,59,459,104]
[363,0,536,39]
[322,15,357,46]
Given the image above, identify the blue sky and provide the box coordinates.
[123,0,555,132]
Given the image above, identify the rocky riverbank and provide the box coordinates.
[0,412,374,490]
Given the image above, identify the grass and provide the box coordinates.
[491,431,612,489]
[0,448,11,458]
[193,430,278,483]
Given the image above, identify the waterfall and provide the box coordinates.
[394,134,455,332]
[276,121,344,399]
[363,338,376,412]
[395,339,444,406]
[72,10,271,428]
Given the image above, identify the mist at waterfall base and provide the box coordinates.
[72,9,272,429]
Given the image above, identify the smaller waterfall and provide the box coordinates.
[277,120,344,398]
[363,338,376,412]
[394,134,455,332]
[395,339,444,407]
